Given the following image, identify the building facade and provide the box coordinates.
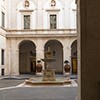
[0,0,77,76]
[0,0,6,76]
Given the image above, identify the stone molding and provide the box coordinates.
[19,10,34,12]
[6,33,77,38]
[0,27,6,37]
[46,9,60,12]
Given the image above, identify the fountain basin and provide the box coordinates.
[25,78,72,86]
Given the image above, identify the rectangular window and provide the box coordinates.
[1,49,4,65]
[1,12,5,27]
[1,69,4,76]
[50,15,57,29]
[24,15,30,29]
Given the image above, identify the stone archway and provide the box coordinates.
[71,40,77,74]
[44,40,63,74]
[19,40,36,74]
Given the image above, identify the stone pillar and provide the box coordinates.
[36,42,44,75]
[6,48,19,76]
[78,0,100,100]
[36,48,44,63]
[11,49,19,75]
[6,39,19,76]
[63,46,71,75]
[5,48,12,75]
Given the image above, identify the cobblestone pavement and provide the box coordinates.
[0,75,77,100]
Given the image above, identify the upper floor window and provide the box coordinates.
[50,14,57,29]
[24,15,30,29]
[1,12,5,28]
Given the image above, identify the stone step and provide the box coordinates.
[25,79,71,86]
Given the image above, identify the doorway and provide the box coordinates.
[71,40,77,74]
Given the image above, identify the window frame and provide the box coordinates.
[1,12,5,28]
[46,10,60,29]
[23,15,30,29]
[50,14,57,29]
[1,49,4,65]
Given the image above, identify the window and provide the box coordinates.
[50,15,57,29]
[24,15,30,29]
[1,12,5,27]
[1,49,4,65]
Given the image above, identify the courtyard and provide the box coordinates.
[0,75,77,100]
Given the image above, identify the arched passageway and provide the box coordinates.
[19,40,36,74]
[71,40,77,74]
[44,40,63,74]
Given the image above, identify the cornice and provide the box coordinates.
[6,33,77,38]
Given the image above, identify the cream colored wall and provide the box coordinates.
[0,35,6,75]
[0,0,6,75]
[6,0,76,30]
[0,35,6,49]
[69,1,77,29]
[0,0,6,27]
[5,36,76,75]
[0,0,77,75]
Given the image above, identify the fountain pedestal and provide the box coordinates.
[41,58,56,81]
[41,47,56,81]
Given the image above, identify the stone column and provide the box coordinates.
[6,48,19,76]
[5,48,12,76]
[63,46,71,75]
[36,43,44,75]
[6,39,19,76]
[12,49,19,75]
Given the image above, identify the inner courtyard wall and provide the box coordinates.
[0,30,6,75]
[0,0,77,76]
[5,36,77,75]
[6,0,76,30]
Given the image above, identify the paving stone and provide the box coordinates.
[0,87,77,100]
[0,75,77,100]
